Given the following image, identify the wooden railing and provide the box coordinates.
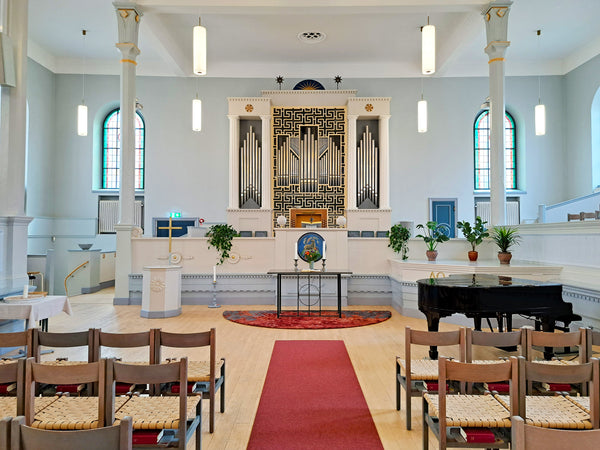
[64,260,89,297]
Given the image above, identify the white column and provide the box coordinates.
[113,2,142,303]
[228,115,240,209]
[0,0,32,295]
[484,1,512,226]
[346,115,358,210]
[260,114,271,210]
[379,114,391,209]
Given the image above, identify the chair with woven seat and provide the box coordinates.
[154,328,224,433]
[464,328,525,393]
[396,327,465,430]
[422,357,518,449]
[105,358,201,450]
[511,415,600,450]
[517,356,599,430]
[11,415,133,450]
[93,329,157,395]
[24,358,107,429]
[0,359,25,418]
[0,416,9,449]
[32,329,96,395]
[525,328,588,394]
[0,330,32,360]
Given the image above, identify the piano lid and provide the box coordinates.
[416,273,562,288]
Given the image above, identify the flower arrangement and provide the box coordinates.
[303,248,321,263]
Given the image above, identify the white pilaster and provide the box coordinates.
[260,114,271,210]
[228,115,240,209]
[379,114,391,209]
[484,1,512,226]
[347,115,358,210]
[113,2,142,303]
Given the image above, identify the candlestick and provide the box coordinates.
[322,242,326,260]
[213,266,216,282]
[293,243,298,260]
[23,285,29,298]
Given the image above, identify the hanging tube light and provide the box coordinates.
[417,96,428,133]
[422,17,435,75]
[193,17,207,75]
[534,30,546,136]
[77,29,88,136]
[192,96,202,131]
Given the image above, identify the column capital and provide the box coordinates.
[347,114,359,121]
[259,114,271,121]
[115,42,140,61]
[114,2,143,46]
[483,1,512,46]
[228,114,240,121]
[379,114,391,121]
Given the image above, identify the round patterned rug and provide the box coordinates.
[222,310,392,329]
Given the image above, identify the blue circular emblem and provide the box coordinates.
[297,232,325,262]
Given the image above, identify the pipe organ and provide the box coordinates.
[357,126,379,208]
[239,124,262,209]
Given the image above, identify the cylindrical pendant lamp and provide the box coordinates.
[192,97,202,131]
[417,99,428,133]
[77,103,88,136]
[193,18,207,75]
[535,103,546,136]
[422,20,435,75]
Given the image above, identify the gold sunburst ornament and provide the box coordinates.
[245,104,254,112]
[365,104,374,112]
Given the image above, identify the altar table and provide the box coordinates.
[0,295,72,329]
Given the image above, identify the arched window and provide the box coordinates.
[101,108,145,189]
[473,110,517,190]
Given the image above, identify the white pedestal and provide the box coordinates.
[141,265,182,318]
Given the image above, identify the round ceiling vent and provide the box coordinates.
[297,31,326,44]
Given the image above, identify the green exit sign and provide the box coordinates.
[169,212,181,218]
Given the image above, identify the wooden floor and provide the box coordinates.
[40,288,520,450]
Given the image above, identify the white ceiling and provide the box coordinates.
[26,0,600,78]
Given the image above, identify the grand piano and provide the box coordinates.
[417,273,581,359]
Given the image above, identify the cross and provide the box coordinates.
[158,217,182,253]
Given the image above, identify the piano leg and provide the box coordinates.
[426,313,441,359]
[540,317,556,360]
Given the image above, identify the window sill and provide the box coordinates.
[93,189,145,195]
[473,190,527,196]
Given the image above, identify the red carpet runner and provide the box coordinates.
[247,340,383,449]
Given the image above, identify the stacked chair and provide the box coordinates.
[396,327,465,429]
[154,328,225,433]
[511,415,600,449]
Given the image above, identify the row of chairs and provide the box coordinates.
[422,355,599,449]
[0,327,225,434]
[397,326,598,430]
[0,357,197,449]
[567,211,600,221]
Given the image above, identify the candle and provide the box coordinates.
[23,285,29,299]
[293,243,298,260]
[213,266,216,282]
[322,242,326,260]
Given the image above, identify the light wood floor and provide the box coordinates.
[41,288,519,450]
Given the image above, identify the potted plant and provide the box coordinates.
[491,225,521,265]
[416,221,450,261]
[303,248,321,270]
[206,224,239,265]
[457,216,489,262]
[388,223,411,260]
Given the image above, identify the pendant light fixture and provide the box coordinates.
[193,17,207,75]
[421,16,435,75]
[77,29,88,136]
[535,29,546,136]
[192,75,202,132]
[418,78,428,133]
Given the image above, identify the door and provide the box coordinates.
[431,200,456,238]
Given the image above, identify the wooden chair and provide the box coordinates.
[0,330,32,360]
[105,358,201,449]
[31,329,96,395]
[517,356,599,430]
[154,328,225,433]
[567,213,581,221]
[396,327,465,430]
[422,357,518,449]
[10,415,132,450]
[93,329,157,395]
[0,416,9,450]
[525,327,588,394]
[24,358,107,429]
[511,415,600,449]
[0,359,25,418]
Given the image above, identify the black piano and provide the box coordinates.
[418,273,581,359]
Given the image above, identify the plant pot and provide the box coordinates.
[468,251,478,262]
[498,252,512,265]
[309,261,315,270]
[426,250,438,261]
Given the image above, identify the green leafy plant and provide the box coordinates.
[303,248,321,263]
[388,224,411,260]
[416,221,450,251]
[457,216,489,251]
[206,224,239,265]
[491,225,521,253]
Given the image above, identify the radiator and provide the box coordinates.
[99,200,143,233]
[475,201,519,225]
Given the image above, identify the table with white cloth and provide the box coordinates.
[0,295,72,329]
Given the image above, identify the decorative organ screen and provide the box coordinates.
[239,120,262,208]
[356,120,379,208]
[272,107,346,228]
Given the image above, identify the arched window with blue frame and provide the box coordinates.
[101,108,145,189]
[473,110,517,190]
